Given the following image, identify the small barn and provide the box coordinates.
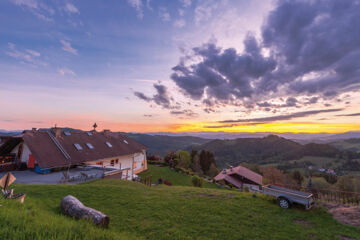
[214,165,262,191]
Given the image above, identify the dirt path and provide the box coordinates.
[322,203,360,228]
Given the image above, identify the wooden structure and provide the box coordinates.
[214,165,262,190]
[0,172,26,203]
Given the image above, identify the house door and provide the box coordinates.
[28,154,35,168]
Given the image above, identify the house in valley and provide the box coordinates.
[214,165,263,191]
[0,128,147,179]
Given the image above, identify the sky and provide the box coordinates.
[0,0,360,133]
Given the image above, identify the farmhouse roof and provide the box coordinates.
[0,129,146,169]
[214,165,263,186]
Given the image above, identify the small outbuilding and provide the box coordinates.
[214,165,262,191]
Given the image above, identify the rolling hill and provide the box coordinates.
[124,133,211,156]
[192,135,360,168]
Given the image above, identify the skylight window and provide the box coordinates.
[123,140,128,144]
[87,132,92,136]
[86,143,94,149]
[64,131,71,136]
[106,142,112,148]
[74,143,83,150]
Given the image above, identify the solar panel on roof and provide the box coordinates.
[64,131,71,136]
[86,143,94,149]
[74,143,83,150]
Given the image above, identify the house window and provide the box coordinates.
[115,159,119,164]
[86,143,94,149]
[96,161,103,165]
[133,162,137,169]
[74,143,83,150]
[106,142,112,148]
[111,160,115,166]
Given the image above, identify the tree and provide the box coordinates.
[291,170,304,186]
[176,150,191,169]
[261,167,287,185]
[190,149,198,163]
[207,163,219,178]
[191,175,203,187]
[164,151,175,164]
[337,175,356,192]
[191,154,203,175]
[199,150,216,173]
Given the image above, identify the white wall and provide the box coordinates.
[86,154,135,178]
[10,143,32,164]
[133,151,146,172]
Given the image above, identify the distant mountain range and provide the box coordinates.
[145,131,360,142]
[124,133,209,156]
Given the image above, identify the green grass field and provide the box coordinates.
[138,165,218,188]
[1,172,360,239]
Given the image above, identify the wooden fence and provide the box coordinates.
[276,183,360,205]
[142,175,152,187]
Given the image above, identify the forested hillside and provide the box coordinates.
[193,135,360,168]
[124,133,211,156]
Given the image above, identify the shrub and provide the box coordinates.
[176,150,191,169]
[163,180,172,186]
[191,175,203,188]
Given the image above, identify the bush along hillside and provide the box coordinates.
[142,149,219,188]
[192,135,360,168]
[1,180,360,240]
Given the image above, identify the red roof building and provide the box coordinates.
[0,128,147,176]
[214,165,263,189]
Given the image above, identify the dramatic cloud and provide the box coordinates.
[171,0,360,112]
[194,0,219,25]
[64,3,79,14]
[336,113,360,117]
[26,49,40,57]
[10,0,54,21]
[180,0,191,8]
[60,40,78,55]
[134,92,151,102]
[134,83,173,109]
[152,83,172,108]
[127,0,144,19]
[58,67,76,77]
[171,34,276,101]
[159,7,171,22]
[174,19,186,28]
[170,109,198,118]
[220,108,343,123]
[5,42,46,66]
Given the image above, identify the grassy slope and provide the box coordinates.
[138,165,218,189]
[1,180,360,240]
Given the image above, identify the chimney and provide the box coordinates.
[103,129,110,137]
[51,127,62,139]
